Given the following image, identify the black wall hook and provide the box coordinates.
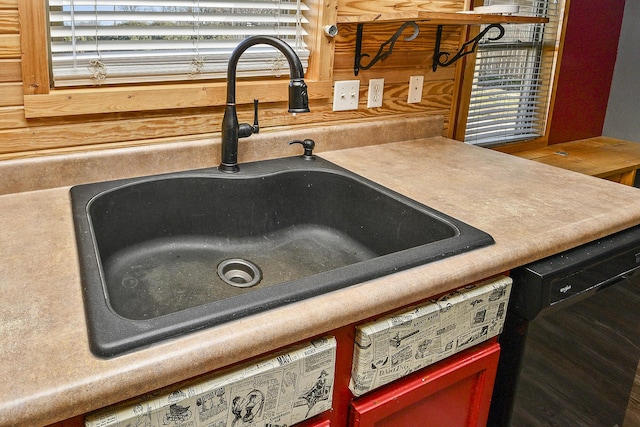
[354,21,420,76]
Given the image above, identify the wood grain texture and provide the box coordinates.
[1,0,464,158]
[0,0,18,8]
[0,58,21,82]
[23,80,334,118]
[0,34,19,58]
[17,0,50,95]
[337,0,464,17]
[0,105,25,128]
[512,136,640,184]
[0,82,21,106]
[333,23,461,78]
[0,9,18,33]
[337,11,549,24]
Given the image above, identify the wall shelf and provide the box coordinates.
[339,11,549,76]
[337,11,549,25]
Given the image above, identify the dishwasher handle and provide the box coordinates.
[596,264,640,293]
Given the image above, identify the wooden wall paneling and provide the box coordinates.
[17,0,50,95]
[0,34,19,58]
[333,24,460,79]
[0,82,22,106]
[0,2,22,127]
[0,1,20,60]
[332,21,460,134]
[0,58,20,81]
[0,105,25,129]
[0,96,361,156]
[0,9,19,33]
[0,111,222,156]
[23,80,333,118]
[0,0,18,9]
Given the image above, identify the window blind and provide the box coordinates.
[48,0,310,87]
[464,0,563,146]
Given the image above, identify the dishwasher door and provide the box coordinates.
[490,226,640,426]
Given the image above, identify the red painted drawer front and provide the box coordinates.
[302,420,331,427]
[349,341,500,427]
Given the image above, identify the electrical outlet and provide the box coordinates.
[367,78,384,108]
[333,80,360,111]
[407,75,424,104]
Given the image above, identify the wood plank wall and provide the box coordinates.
[0,0,466,160]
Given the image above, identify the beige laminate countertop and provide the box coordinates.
[2,118,640,426]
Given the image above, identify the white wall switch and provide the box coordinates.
[333,80,360,111]
[407,75,424,104]
[367,78,384,108]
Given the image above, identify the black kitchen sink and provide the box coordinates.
[71,156,493,357]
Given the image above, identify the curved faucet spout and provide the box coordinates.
[219,36,310,173]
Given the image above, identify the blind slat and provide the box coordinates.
[50,14,308,25]
[51,26,308,39]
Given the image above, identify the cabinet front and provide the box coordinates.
[349,341,500,427]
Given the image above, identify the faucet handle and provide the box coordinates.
[251,98,260,133]
[238,99,260,138]
[289,139,315,159]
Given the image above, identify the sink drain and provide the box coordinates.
[217,259,262,288]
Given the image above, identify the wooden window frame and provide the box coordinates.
[18,0,336,119]
[451,0,570,153]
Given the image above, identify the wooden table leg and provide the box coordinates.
[619,170,637,186]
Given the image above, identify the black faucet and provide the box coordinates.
[219,36,310,173]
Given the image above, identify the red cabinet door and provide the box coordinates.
[349,341,500,427]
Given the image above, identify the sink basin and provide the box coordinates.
[71,156,493,357]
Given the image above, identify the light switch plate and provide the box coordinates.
[367,78,384,108]
[408,75,424,103]
[333,80,360,111]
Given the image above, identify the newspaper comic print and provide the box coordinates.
[349,276,511,396]
[85,337,336,427]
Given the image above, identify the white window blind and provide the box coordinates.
[48,0,310,87]
[464,0,563,147]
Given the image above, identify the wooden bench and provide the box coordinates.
[512,136,640,186]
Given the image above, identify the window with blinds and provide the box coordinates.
[464,0,563,147]
[48,1,310,87]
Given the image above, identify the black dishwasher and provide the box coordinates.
[489,225,640,426]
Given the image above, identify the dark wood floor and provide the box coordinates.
[625,364,640,427]
[509,277,640,426]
